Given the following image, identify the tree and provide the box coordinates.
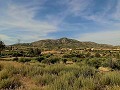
[28,48,41,57]
[34,48,41,56]
[0,41,5,56]
[28,48,34,57]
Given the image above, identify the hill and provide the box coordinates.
[11,37,115,50]
[31,37,114,49]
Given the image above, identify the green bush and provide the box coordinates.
[62,54,73,58]
[45,54,53,58]
[1,57,120,90]
[28,48,41,56]
[12,52,23,57]
[42,57,60,64]
[63,53,85,58]
[49,58,60,64]
[18,58,31,63]
[102,59,120,70]
[86,58,103,68]
[95,52,101,57]
[61,58,67,63]
[86,52,91,57]
[114,59,120,70]
[12,57,19,61]
[41,59,50,64]
[35,56,45,62]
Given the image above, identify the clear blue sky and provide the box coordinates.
[0,0,120,45]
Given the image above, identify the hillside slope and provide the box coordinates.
[31,37,114,49]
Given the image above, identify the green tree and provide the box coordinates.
[28,48,34,56]
[28,48,41,57]
[34,48,41,56]
[0,41,5,56]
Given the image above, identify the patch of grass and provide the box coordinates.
[79,65,96,77]
[0,77,22,89]
[0,70,10,80]
[33,74,57,86]
[100,71,120,86]
[0,60,120,90]
[45,64,65,75]
[105,85,120,90]
[73,76,95,90]
[0,63,4,71]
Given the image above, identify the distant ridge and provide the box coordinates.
[12,37,116,50]
[31,37,114,49]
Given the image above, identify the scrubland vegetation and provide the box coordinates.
[0,39,120,90]
[0,60,120,90]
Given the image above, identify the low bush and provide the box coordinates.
[35,56,45,62]
[61,58,67,63]
[95,52,101,57]
[12,52,23,57]
[41,59,50,64]
[102,59,120,70]
[41,57,60,64]
[49,58,60,64]
[0,59,120,90]
[114,59,120,70]
[12,57,19,61]
[18,58,31,63]
[86,58,103,68]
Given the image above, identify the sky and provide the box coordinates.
[0,0,120,45]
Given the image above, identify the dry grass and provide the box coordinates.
[20,76,43,90]
[0,61,43,90]
[42,50,60,54]
[0,61,22,68]
[98,67,111,72]
[0,60,120,90]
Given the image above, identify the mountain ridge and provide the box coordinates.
[11,37,117,50]
[31,37,114,49]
